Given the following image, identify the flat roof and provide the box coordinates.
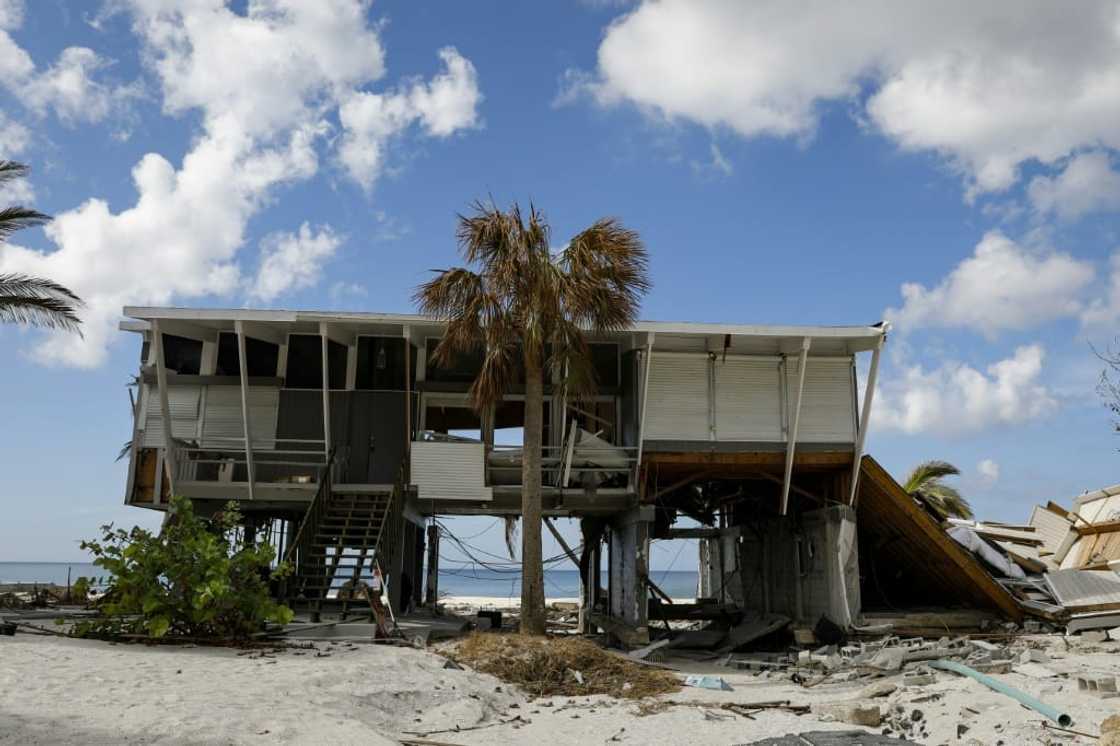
[122,306,888,355]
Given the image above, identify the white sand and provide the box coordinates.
[3,632,1119,744]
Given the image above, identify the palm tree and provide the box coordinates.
[0,161,82,333]
[416,201,649,634]
[903,460,974,520]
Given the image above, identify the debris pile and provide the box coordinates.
[443,632,680,699]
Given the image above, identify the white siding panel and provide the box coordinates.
[714,357,782,440]
[411,441,493,501]
[140,384,201,447]
[200,386,279,449]
[785,358,856,442]
[644,355,710,440]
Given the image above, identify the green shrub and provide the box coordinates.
[70,576,91,603]
[75,495,293,640]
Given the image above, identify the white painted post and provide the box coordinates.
[780,337,811,516]
[848,335,884,506]
[634,333,655,480]
[320,321,332,462]
[151,319,176,501]
[235,320,256,501]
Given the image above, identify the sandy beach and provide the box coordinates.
[4,629,1120,745]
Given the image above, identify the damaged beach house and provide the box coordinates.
[114,305,1115,648]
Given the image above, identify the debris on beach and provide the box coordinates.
[444,632,680,699]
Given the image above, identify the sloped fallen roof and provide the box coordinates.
[856,456,1023,621]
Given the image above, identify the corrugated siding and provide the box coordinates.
[200,386,279,449]
[785,358,856,442]
[1044,569,1120,608]
[1029,505,1076,559]
[644,355,710,440]
[140,384,201,447]
[714,357,782,440]
[411,441,492,501]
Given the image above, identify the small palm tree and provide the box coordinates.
[0,161,82,333]
[416,200,649,635]
[903,460,974,520]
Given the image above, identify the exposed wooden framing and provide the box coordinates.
[319,322,332,460]
[151,319,176,501]
[234,320,256,502]
[664,527,721,539]
[544,517,580,568]
[649,470,711,503]
[749,470,821,504]
[643,450,852,468]
[1076,520,1120,536]
[848,335,883,506]
[780,337,811,515]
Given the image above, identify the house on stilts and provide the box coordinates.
[118,306,1020,636]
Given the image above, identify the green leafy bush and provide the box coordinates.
[75,495,293,640]
[69,576,91,603]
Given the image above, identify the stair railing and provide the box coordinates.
[281,447,336,597]
[374,455,409,609]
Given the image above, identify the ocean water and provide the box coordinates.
[1,562,698,599]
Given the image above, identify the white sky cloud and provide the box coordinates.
[573,1,1120,197]
[977,458,1000,484]
[885,231,1095,338]
[0,1,138,125]
[876,344,1058,435]
[248,223,342,303]
[1081,252,1120,328]
[0,0,481,367]
[1029,151,1120,220]
[337,47,481,189]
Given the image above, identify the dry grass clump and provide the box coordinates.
[446,632,680,700]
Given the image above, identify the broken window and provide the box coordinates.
[160,333,202,375]
[286,334,347,389]
[356,337,408,390]
[215,332,279,377]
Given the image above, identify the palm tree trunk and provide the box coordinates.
[520,354,546,635]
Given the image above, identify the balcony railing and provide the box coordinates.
[171,438,346,487]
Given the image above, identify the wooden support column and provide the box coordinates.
[424,522,440,606]
[848,335,884,506]
[780,337,811,516]
[319,321,332,461]
[151,320,176,501]
[234,321,256,501]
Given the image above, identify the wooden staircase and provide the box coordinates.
[283,452,407,619]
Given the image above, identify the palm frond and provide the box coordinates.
[0,293,83,333]
[903,460,960,494]
[0,273,83,303]
[0,206,50,241]
[0,161,31,185]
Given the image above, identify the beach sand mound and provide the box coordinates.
[446,632,680,699]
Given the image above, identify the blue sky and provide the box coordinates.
[1,1,1119,569]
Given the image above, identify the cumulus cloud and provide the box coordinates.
[1029,151,1120,220]
[0,0,481,367]
[1081,252,1120,328]
[248,223,342,303]
[977,459,1000,484]
[337,47,481,189]
[885,231,1095,338]
[876,345,1058,434]
[571,1,1120,196]
[0,1,138,124]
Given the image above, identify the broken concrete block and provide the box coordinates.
[1109,627,1120,642]
[970,660,1013,675]
[1081,629,1109,643]
[1076,673,1119,698]
[902,671,936,687]
[1016,662,1059,679]
[814,702,882,727]
[969,639,1002,653]
[1023,620,1042,633]
[867,647,905,671]
[857,680,897,699]
[1019,649,1049,664]
[792,626,817,646]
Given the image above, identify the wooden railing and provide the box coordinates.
[281,447,336,596]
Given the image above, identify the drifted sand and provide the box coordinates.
[3,632,1120,744]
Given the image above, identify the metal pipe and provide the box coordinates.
[848,333,884,506]
[928,659,1072,727]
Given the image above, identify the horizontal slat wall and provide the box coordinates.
[411,441,492,501]
[644,355,710,440]
[200,386,279,449]
[785,358,856,442]
[714,358,782,440]
[140,384,201,447]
